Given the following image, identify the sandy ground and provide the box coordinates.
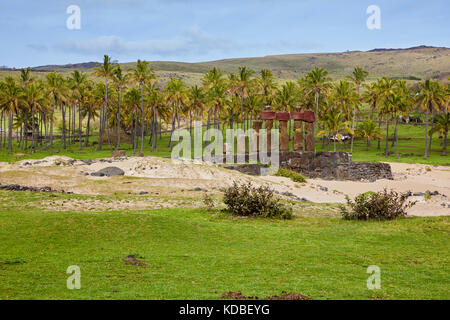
[0,156,449,217]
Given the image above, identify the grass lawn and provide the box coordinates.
[0,191,448,300]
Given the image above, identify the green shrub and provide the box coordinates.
[275,167,306,183]
[223,181,293,220]
[340,189,415,221]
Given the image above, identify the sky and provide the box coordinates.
[0,0,449,68]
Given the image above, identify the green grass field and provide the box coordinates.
[0,190,448,300]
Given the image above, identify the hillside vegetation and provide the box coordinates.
[2,46,449,84]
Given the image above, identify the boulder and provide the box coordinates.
[91,167,125,177]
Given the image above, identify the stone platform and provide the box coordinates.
[220,151,393,182]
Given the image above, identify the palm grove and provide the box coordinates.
[0,55,449,158]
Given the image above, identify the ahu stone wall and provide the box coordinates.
[281,151,393,181]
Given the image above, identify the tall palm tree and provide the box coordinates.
[45,72,65,154]
[69,70,88,150]
[0,77,21,153]
[112,65,129,151]
[188,85,206,128]
[21,82,46,153]
[304,67,331,143]
[130,59,155,155]
[347,66,369,153]
[355,120,383,150]
[416,79,445,158]
[257,69,276,115]
[124,88,141,154]
[317,108,353,152]
[166,77,188,151]
[237,66,255,128]
[94,55,114,151]
[433,112,449,155]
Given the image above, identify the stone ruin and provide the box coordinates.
[223,106,393,182]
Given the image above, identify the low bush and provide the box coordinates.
[223,181,293,219]
[275,167,306,183]
[340,189,415,221]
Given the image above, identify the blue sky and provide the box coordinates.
[1,0,448,68]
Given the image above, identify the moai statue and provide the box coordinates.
[252,119,262,152]
[276,111,290,151]
[261,106,276,151]
[303,110,316,152]
[291,108,304,151]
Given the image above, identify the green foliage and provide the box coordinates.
[275,167,306,183]
[223,181,293,219]
[340,189,415,221]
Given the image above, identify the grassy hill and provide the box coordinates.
[1,46,449,84]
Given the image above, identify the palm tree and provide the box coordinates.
[94,55,114,151]
[21,82,46,153]
[166,77,188,151]
[45,72,65,154]
[304,67,331,142]
[124,88,141,154]
[188,85,206,128]
[237,66,255,128]
[347,66,368,153]
[433,112,449,156]
[69,70,88,150]
[257,69,276,115]
[317,108,353,152]
[0,77,21,153]
[112,66,129,151]
[130,59,155,155]
[356,120,383,150]
[416,79,445,158]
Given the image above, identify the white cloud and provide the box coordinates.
[58,26,237,58]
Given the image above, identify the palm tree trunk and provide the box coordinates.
[314,89,319,147]
[377,117,381,150]
[350,105,356,153]
[395,115,399,159]
[50,100,54,154]
[424,110,429,158]
[385,117,389,157]
[443,130,447,156]
[116,87,121,151]
[78,104,82,150]
[140,83,145,154]
[428,112,434,158]
[240,93,244,129]
[7,111,13,154]
[85,112,91,147]
[30,104,36,153]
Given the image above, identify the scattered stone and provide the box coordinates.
[220,291,310,300]
[282,191,295,197]
[0,184,68,193]
[111,150,126,158]
[191,187,207,192]
[91,167,125,177]
[123,255,147,267]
